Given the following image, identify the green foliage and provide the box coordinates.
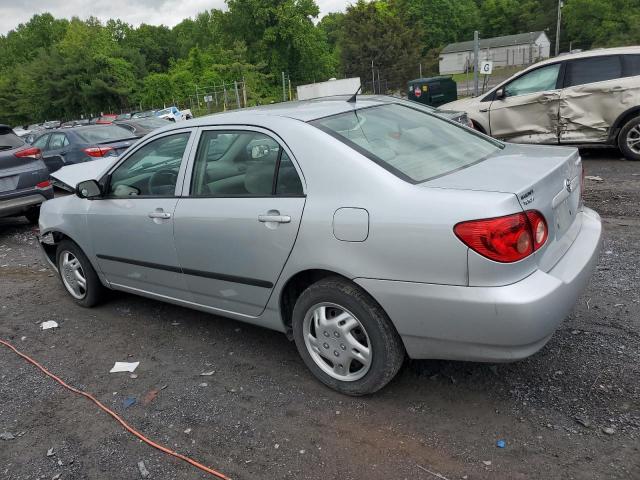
[340,1,425,90]
[1,0,640,125]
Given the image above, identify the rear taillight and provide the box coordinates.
[454,210,548,263]
[83,146,114,158]
[15,147,42,160]
[36,180,51,189]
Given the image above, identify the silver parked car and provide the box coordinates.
[39,96,602,395]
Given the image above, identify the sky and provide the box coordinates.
[0,0,351,35]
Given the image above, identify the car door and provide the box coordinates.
[173,127,306,317]
[87,129,196,299]
[559,54,633,143]
[488,62,562,143]
[42,132,69,172]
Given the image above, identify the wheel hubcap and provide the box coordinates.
[60,251,87,300]
[626,124,640,154]
[303,303,372,382]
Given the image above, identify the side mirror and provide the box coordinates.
[76,179,102,199]
[495,88,506,100]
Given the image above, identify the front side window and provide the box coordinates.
[312,104,501,183]
[108,133,190,197]
[191,130,303,196]
[565,55,622,87]
[505,63,561,97]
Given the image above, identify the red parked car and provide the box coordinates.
[96,114,117,124]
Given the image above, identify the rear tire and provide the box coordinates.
[618,116,640,161]
[56,240,106,307]
[292,277,405,396]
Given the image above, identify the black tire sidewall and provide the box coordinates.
[618,116,640,161]
[292,278,405,396]
[55,240,104,307]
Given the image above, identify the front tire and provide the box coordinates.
[56,240,105,307]
[618,116,640,161]
[292,277,405,395]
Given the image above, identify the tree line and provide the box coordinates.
[1,0,638,125]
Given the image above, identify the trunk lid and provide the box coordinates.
[426,143,583,272]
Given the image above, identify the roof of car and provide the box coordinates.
[186,95,398,125]
[523,46,640,70]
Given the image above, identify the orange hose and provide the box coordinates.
[0,338,231,480]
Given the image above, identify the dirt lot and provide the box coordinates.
[1,150,638,480]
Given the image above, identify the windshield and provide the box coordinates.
[76,125,134,144]
[156,108,172,116]
[311,104,502,183]
[0,131,25,149]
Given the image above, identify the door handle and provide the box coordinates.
[258,214,291,224]
[148,211,172,219]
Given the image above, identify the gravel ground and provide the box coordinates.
[0,150,638,480]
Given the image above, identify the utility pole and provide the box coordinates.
[242,76,247,107]
[234,81,241,109]
[371,60,375,94]
[282,72,287,102]
[419,63,422,78]
[473,30,479,97]
[377,69,381,94]
[288,77,292,101]
[555,0,563,56]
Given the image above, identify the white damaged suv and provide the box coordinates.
[440,46,640,160]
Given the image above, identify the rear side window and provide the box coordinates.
[565,55,622,87]
[191,130,303,196]
[622,54,640,76]
[0,131,24,149]
[76,125,133,143]
[312,104,501,183]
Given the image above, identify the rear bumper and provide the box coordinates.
[0,189,52,217]
[355,208,602,362]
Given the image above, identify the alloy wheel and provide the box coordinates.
[626,124,640,155]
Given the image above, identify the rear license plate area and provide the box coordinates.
[0,175,18,192]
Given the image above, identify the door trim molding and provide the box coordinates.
[96,254,273,288]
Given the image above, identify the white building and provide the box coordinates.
[439,32,551,74]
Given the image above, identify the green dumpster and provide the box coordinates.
[407,76,457,107]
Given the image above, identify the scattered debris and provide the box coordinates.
[137,460,150,478]
[52,474,61,480]
[130,373,138,379]
[299,449,305,454]
[199,382,208,387]
[47,447,55,457]
[123,397,137,409]
[41,321,59,330]
[200,370,216,376]
[585,175,603,182]
[184,428,192,434]
[110,361,139,373]
[274,443,279,449]
[142,389,159,406]
[575,417,592,428]
[417,464,450,479]
[482,460,492,466]
[171,322,180,326]
[496,439,506,448]
[0,432,15,441]
[602,427,615,435]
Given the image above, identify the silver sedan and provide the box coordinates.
[39,95,602,395]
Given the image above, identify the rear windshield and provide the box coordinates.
[311,104,501,183]
[76,125,133,144]
[0,131,24,149]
